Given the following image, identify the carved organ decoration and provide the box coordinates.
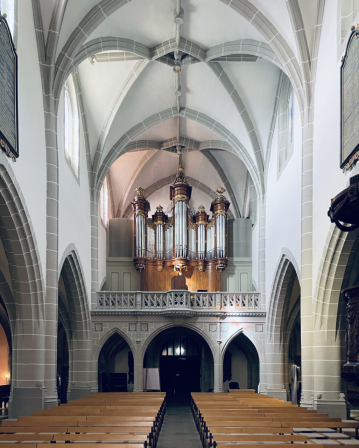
[131,165,231,290]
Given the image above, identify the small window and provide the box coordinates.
[100,178,109,228]
[0,0,15,36]
[161,336,199,356]
[277,75,294,176]
[288,91,294,147]
[63,75,79,177]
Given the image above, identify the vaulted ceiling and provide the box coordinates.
[37,0,318,220]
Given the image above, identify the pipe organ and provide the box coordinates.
[131,165,230,291]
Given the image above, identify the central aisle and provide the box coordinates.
[156,394,202,448]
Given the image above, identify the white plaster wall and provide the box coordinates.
[265,95,302,310]
[9,0,47,278]
[98,212,107,290]
[57,93,92,305]
[312,0,359,287]
[252,219,259,291]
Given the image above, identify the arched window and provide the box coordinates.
[288,90,294,147]
[161,336,199,356]
[0,0,15,37]
[63,75,79,177]
[277,75,294,176]
[100,178,109,228]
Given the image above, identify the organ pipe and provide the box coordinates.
[131,168,230,275]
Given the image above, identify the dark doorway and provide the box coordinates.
[160,336,200,395]
[98,333,134,392]
[57,320,69,403]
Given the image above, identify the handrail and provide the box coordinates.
[96,291,262,311]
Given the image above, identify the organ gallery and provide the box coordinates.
[131,165,230,291]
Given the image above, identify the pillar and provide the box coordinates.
[134,349,143,392]
[214,341,223,392]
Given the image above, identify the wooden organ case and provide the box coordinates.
[131,165,230,291]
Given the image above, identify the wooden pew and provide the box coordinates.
[0,392,166,447]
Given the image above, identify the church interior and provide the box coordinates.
[1,0,359,446]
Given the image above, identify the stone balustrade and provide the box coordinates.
[95,291,263,315]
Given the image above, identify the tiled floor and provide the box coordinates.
[157,394,202,448]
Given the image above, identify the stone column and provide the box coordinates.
[264,343,287,400]
[133,348,143,392]
[67,338,93,401]
[214,341,223,392]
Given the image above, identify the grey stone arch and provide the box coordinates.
[0,269,15,382]
[91,326,136,393]
[221,328,263,391]
[0,164,47,418]
[58,244,92,400]
[141,322,216,393]
[312,226,359,406]
[265,249,300,399]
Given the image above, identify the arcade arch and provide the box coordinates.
[143,326,214,394]
[222,332,260,392]
[98,332,134,393]
[266,253,301,400]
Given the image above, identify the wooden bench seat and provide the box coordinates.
[209,426,295,434]
[53,433,148,443]
[211,434,309,443]
[215,444,324,448]
[0,433,54,442]
[0,426,68,433]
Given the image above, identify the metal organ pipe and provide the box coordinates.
[156,225,164,259]
[183,202,187,257]
[216,215,225,258]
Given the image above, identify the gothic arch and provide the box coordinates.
[96,108,263,201]
[221,328,264,364]
[141,323,217,361]
[93,327,136,362]
[267,249,300,343]
[58,246,92,399]
[314,225,359,332]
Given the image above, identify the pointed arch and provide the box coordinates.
[141,323,217,361]
[96,108,263,203]
[221,328,264,364]
[266,249,300,343]
[93,327,136,361]
[58,245,92,399]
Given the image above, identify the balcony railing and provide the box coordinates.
[95,291,262,313]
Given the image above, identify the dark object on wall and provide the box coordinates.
[108,373,127,392]
[223,351,232,382]
[59,365,68,404]
[341,285,359,403]
[229,381,239,389]
[0,15,18,159]
[341,26,359,171]
[128,351,134,384]
[0,384,10,407]
[328,175,359,232]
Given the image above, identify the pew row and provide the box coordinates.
[191,392,359,448]
[0,392,166,447]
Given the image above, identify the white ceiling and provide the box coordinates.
[47,0,313,221]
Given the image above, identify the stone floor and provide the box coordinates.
[157,393,202,448]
